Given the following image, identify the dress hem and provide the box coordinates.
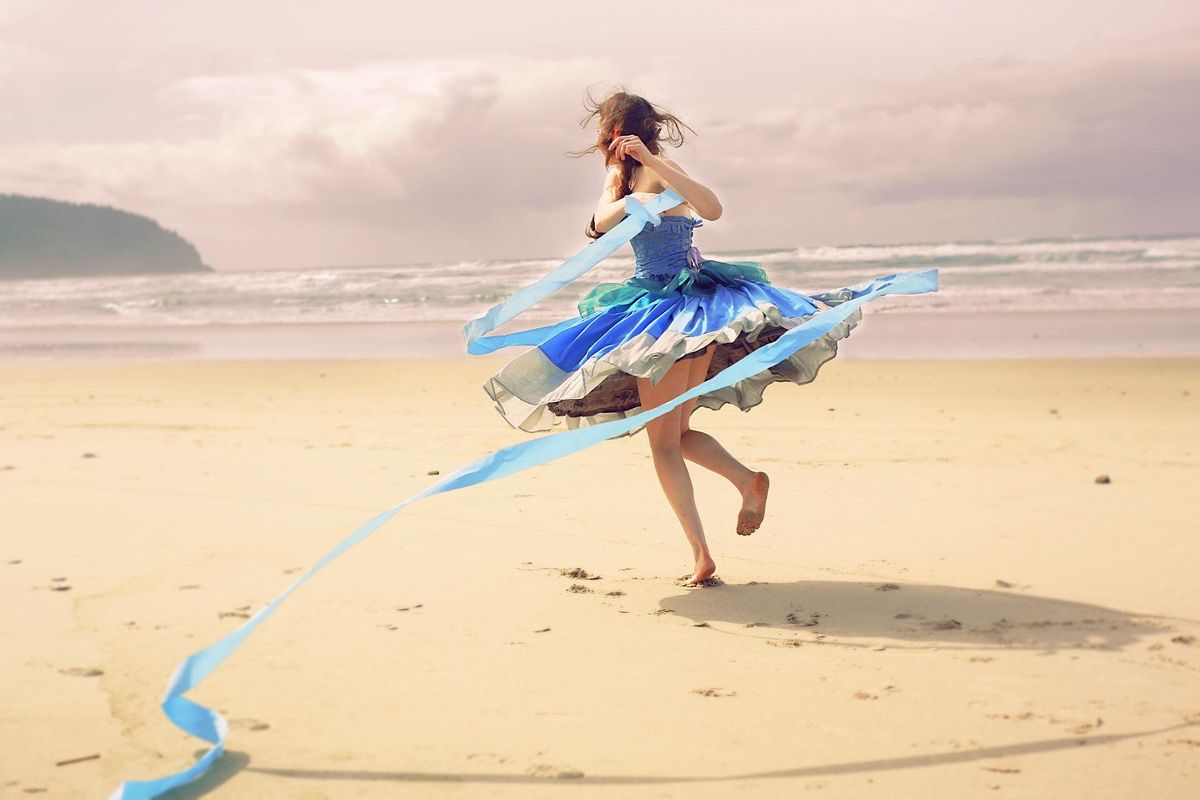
[481,300,861,440]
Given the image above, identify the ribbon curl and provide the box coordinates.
[108,187,938,799]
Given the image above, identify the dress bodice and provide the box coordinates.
[630,214,704,280]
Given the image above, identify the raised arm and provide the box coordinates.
[590,167,628,235]
[590,153,722,236]
[647,155,722,221]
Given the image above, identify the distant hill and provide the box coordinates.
[0,194,213,280]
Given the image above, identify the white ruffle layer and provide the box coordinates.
[482,299,863,440]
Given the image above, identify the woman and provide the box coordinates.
[481,88,864,588]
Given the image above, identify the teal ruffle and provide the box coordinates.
[577,258,772,318]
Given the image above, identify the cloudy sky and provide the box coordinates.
[1,0,1197,271]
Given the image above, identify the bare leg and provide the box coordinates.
[677,344,771,536]
[636,359,716,587]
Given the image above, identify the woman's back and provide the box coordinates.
[630,214,702,280]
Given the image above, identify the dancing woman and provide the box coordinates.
[482,88,867,587]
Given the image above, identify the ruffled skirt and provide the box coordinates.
[481,256,862,439]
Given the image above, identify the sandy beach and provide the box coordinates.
[2,354,1198,798]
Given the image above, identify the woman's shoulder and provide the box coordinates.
[657,154,685,171]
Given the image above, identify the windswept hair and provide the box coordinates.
[566,85,696,239]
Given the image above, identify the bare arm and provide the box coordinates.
[645,155,722,221]
[592,167,628,234]
[591,155,722,235]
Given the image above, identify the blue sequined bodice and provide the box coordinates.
[631,214,703,280]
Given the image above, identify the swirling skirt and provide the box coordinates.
[481,256,862,439]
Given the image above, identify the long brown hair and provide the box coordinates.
[566,85,696,239]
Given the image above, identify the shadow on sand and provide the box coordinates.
[158,751,247,799]
[154,579,1199,798]
[659,578,1198,654]
[156,723,1197,795]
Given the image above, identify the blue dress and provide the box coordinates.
[481,211,862,439]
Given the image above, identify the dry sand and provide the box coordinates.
[2,355,1198,798]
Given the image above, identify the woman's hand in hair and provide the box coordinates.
[609,134,652,165]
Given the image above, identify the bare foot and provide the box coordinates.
[737,471,770,536]
[676,554,717,587]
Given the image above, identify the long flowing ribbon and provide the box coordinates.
[108,189,938,799]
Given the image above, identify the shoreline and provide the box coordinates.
[0,307,1197,363]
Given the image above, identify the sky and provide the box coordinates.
[1,0,1198,271]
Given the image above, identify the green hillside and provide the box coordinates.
[0,194,212,280]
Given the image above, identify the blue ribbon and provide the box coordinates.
[108,188,938,799]
[462,188,686,354]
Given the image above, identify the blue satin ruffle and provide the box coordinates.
[546,258,824,373]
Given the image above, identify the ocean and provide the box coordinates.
[2,233,1198,361]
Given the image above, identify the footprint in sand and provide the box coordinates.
[786,611,821,627]
[466,751,511,764]
[986,710,1103,735]
[559,567,602,580]
[924,618,963,630]
[692,688,736,698]
[229,717,270,731]
[525,764,584,779]
[995,579,1032,589]
[58,667,103,677]
[1068,718,1104,734]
